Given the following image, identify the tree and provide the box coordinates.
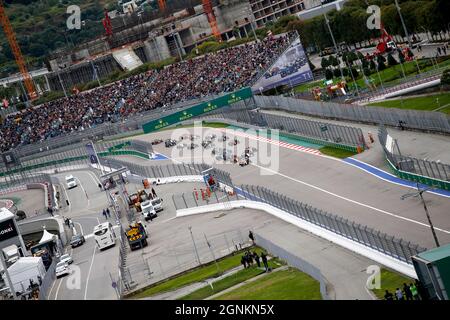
[321,57,330,69]
[333,69,341,78]
[378,61,386,71]
[441,69,450,85]
[350,67,359,79]
[387,53,398,66]
[363,67,371,77]
[325,69,333,80]
[369,60,376,71]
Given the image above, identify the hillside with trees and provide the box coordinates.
[0,0,119,77]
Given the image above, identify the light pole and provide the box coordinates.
[189,226,201,265]
[320,1,345,83]
[57,70,68,98]
[246,5,258,42]
[394,0,412,48]
[90,60,102,87]
[401,183,440,248]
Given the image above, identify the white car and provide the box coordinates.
[151,197,163,212]
[65,175,77,189]
[55,262,70,278]
[140,200,157,221]
[59,254,73,265]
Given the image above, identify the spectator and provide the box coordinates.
[395,288,404,300]
[253,251,261,268]
[261,252,269,272]
[245,250,253,266]
[409,282,419,300]
[0,36,293,153]
[248,230,255,244]
[384,290,394,301]
[241,255,247,269]
[403,283,413,300]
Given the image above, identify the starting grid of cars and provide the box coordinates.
[152,133,257,166]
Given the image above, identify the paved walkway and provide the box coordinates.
[205,265,289,300]
[142,265,245,300]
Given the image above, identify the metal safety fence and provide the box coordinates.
[99,157,234,187]
[253,232,331,300]
[205,108,367,150]
[378,125,450,190]
[173,185,426,265]
[250,95,450,134]
[0,139,153,181]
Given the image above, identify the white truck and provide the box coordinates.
[2,244,20,265]
[150,197,163,212]
[140,200,157,221]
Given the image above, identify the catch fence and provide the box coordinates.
[378,125,450,190]
[250,95,450,134]
[174,185,427,265]
[205,108,366,150]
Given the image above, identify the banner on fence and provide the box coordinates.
[85,141,100,164]
[142,87,253,133]
[251,38,314,92]
[385,134,394,153]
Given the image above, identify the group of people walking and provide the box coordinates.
[384,281,426,300]
[102,208,111,220]
[241,250,270,272]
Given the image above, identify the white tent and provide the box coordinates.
[38,228,58,245]
[7,257,46,293]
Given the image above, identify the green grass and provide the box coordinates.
[293,80,323,93]
[368,93,450,114]
[371,268,414,300]
[131,247,268,299]
[214,267,322,300]
[178,259,283,300]
[319,146,358,159]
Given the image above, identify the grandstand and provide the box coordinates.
[0,34,293,153]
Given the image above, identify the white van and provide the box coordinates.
[140,200,157,221]
[151,197,163,212]
[65,175,77,189]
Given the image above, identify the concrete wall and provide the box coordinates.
[144,36,172,62]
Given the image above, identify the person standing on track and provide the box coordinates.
[106,208,111,218]
[102,209,107,220]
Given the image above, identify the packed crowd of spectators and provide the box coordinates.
[0,35,292,152]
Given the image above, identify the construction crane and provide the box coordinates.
[0,0,37,100]
[158,0,167,12]
[202,0,221,41]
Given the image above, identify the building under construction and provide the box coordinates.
[41,0,316,92]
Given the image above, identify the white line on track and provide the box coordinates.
[84,244,97,300]
[75,176,90,207]
[250,163,450,235]
[75,222,84,236]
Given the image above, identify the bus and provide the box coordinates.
[93,222,116,250]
